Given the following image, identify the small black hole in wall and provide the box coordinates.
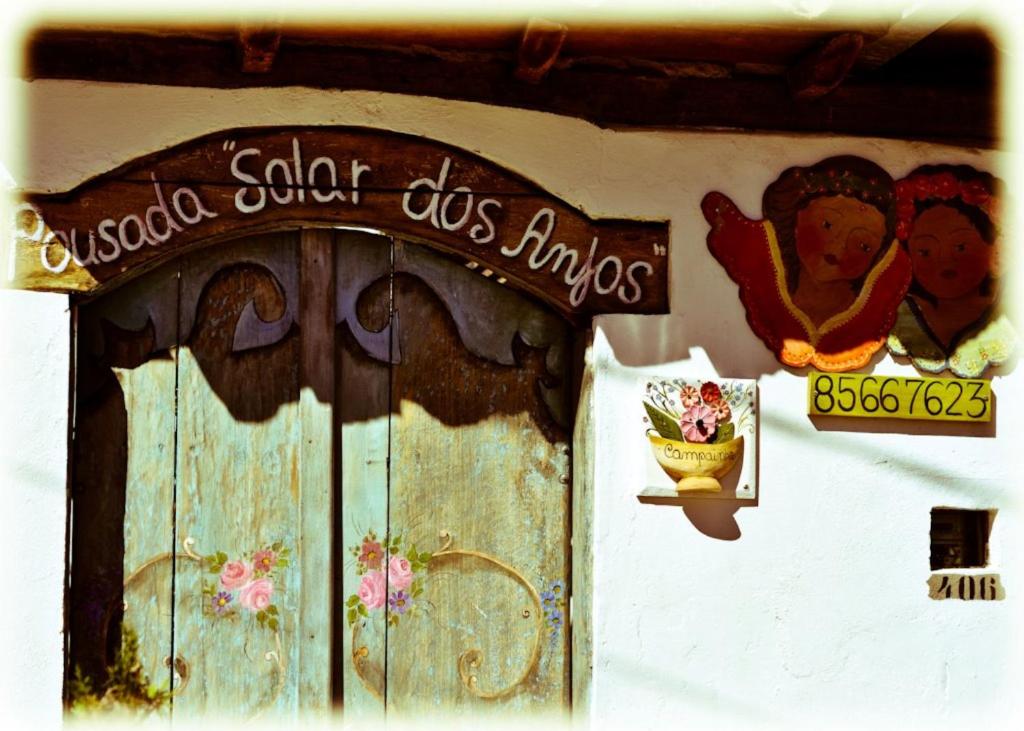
[930,508,994,570]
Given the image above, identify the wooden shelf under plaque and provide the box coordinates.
[637,487,693,506]
[636,486,733,505]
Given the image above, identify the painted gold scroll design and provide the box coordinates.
[349,529,546,702]
[350,623,384,703]
[121,537,286,716]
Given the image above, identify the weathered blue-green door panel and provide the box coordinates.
[336,231,392,718]
[70,228,575,720]
[382,240,572,715]
[171,233,304,718]
[71,263,180,702]
[115,264,179,705]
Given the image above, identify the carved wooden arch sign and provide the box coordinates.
[7,126,670,319]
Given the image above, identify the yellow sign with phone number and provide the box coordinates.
[807,371,991,422]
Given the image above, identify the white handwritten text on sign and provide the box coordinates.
[9,128,670,317]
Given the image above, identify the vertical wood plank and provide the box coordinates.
[570,332,596,720]
[385,240,571,716]
[172,233,302,718]
[335,231,392,719]
[68,321,130,686]
[297,228,335,713]
[118,353,178,705]
[70,266,179,701]
[116,266,179,705]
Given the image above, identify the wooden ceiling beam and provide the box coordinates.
[237,23,281,73]
[515,18,568,83]
[787,32,864,99]
[24,30,997,147]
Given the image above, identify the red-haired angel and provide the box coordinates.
[702,156,912,372]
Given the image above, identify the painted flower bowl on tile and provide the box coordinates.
[647,432,744,493]
[643,379,747,494]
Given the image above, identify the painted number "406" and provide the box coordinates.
[927,574,1004,601]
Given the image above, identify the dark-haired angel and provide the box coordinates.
[702,156,912,372]
[886,165,1016,377]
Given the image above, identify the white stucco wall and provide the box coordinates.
[1,79,1020,728]
[0,288,69,729]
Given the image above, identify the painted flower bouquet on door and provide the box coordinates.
[643,378,756,494]
[201,542,291,631]
[346,530,431,627]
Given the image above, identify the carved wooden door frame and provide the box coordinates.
[47,125,629,718]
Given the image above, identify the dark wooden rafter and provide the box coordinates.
[237,23,281,73]
[787,32,864,99]
[515,18,568,83]
[24,28,998,146]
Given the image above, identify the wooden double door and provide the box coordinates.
[69,229,573,719]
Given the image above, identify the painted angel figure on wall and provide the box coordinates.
[702,156,912,371]
[886,165,1016,377]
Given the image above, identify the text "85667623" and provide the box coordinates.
[807,371,991,422]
